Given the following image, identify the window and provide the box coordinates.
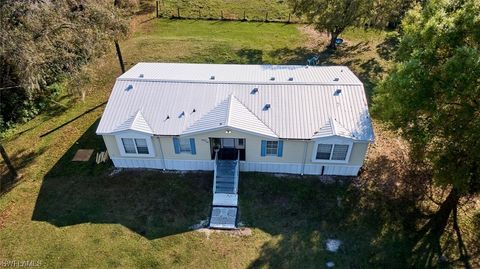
[179,138,191,152]
[332,145,349,160]
[135,138,149,154]
[121,138,149,155]
[266,141,278,155]
[316,144,332,160]
[315,143,349,161]
[122,138,136,154]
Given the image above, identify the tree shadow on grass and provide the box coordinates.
[241,147,440,268]
[32,119,212,239]
[1,146,46,195]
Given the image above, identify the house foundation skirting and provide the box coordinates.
[110,158,361,176]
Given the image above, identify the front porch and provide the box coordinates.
[210,138,246,161]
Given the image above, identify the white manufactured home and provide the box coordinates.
[97,63,374,177]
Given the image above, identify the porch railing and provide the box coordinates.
[213,151,218,193]
[233,150,240,194]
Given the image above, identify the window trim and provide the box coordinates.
[115,132,155,157]
[311,138,353,163]
[265,141,279,156]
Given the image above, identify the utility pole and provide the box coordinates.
[114,40,125,74]
[114,0,126,74]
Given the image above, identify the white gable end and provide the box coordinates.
[112,111,153,134]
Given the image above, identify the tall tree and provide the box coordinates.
[373,0,480,266]
[289,0,413,49]
[0,0,130,132]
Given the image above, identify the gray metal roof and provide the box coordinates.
[97,63,374,141]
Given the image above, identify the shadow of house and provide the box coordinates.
[32,119,212,240]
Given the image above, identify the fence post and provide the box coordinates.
[221,10,223,20]
[288,13,291,23]
[198,10,201,19]
[177,7,180,18]
[265,12,268,22]
[156,1,159,18]
[243,10,246,21]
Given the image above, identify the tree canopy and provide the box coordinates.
[0,0,130,132]
[289,0,413,49]
[373,0,480,266]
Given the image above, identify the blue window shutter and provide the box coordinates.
[173,137,180,154]
[261,140,267,157]
[190,138,196,155]
[277,141,283,157]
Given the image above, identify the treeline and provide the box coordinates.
[0,0,135,133]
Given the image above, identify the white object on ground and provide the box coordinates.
[326,239,342,252]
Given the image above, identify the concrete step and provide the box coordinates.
[209,206,237,229]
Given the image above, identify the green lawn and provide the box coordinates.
[3,16,477,268]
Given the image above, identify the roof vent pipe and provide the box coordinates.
[263,104,271,111]
[125,85,133,91]
[270,77,275,81]
[333,77,339,81]
[251,88,258,94]
[288,77,294,81]
[139,74,144,78]
[334,89,342,96]
[210,75,215,80]
[179,111,185,118]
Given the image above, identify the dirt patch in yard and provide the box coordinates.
[297,25,329,49]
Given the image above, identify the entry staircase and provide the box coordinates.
[209,151,240,229]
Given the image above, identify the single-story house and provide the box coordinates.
[96,63,374,176]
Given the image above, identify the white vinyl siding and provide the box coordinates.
[266,141,278,155]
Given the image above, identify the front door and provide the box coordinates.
[211,138,246,160]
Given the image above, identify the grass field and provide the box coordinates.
[0,14,478,269]
[157,0,296,22]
